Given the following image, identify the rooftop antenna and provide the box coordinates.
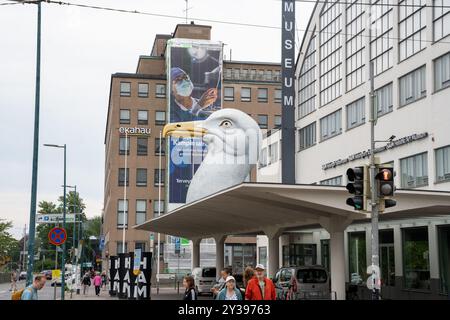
[183,0,194,24]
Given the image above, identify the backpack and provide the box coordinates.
[11,288,25,300]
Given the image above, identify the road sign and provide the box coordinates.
[181,238,189,245]
[82,262,92,268]
[37,213,77,224]
[52,269,61,279]
[174,237,181,255]
[48,227,67,246]
[99,235,105,250]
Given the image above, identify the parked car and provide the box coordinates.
[191,267,216,295]
[273,266,330,300]
[40,270,52,280]
[19,271,27,280]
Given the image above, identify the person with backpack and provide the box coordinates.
[13,275,46,300]
[81,272,91,295]
[9,270,17,292]
[93,272,102,296]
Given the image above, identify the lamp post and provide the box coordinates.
[44,143,67,300]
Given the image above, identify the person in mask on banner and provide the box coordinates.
[170,67,218,122]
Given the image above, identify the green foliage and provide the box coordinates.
[0,220,19,269]
[33,258,55,272]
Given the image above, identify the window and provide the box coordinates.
[259,148,268,168]
[320,2,343,106]
[257,115,268,129]
[116,241,128,254]
[346,0,365,91]
[320,176,342,186]
[233,68,240,80]
[320,109,342,141]
[135,242,146,251]
[274,88,282,103]
[241,69,249,80]
[400,152,428,188]
[265,70,272,81]
[299,122,316,150]
[224,87,234,101]
[403,227,430,290]
[118,168,129,186]
[257,70,264,80]
[258,88,268,103]
[250,69,257,80]
[135,200,146,225]
[153,200,165,217]
[399,66,426,107]
[119,137,130,155]
[375,83,393,116]
[285,244,317,266]
[346,97,365,130]
[434,0,450,41]
[259,247,267,269]
[274,115,282,129]
[136,168,147,187]
[370,0,394,76]
[120,82,131,97]
[436,145,450,182]
[268,142,278,165]
[155,111,166,125]
[398,0,426,61]
[274,70,281,81]
[154,169,165,186]
[241,88,251,102]
[155,138,165,155]
[138,83,149,97]
[120,109,130,124]
[137,137,148,156]
[298,35,316,118]
[138,110,148,125]
[117,199,128,229]
[348,231,367,284]
[225,68,232,79]
[434,52,450,92]
[156,84,166,98]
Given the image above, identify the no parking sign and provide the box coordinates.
[48,227,67,246]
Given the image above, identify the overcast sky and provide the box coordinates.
[0,0,314,239]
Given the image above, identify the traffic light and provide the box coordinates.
[375,166,397,211]
[345,166,369,211]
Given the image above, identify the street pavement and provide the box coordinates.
[0,281,211,300]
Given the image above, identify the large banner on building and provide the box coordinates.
[166,39,223,211]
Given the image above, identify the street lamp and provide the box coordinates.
[44,143,67,301]
[65,184,79,297]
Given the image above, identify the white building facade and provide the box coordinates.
[257,0,450,299]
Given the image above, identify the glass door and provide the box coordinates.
[380,244,395,287]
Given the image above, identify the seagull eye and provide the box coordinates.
[219,120,233,129]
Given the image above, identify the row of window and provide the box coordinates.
[259,141,281,168]
[317,146,450,187]
[118,168,165,187]
[223,87,281,103]
[299,51,450,148]
[120,82,166,98]
[299,0,450,114]
[119,137,165,156]
[224,68,281,82]
[117,199,165,228]
[119,109,166,126]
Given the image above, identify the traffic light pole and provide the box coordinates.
[369,15,380,300]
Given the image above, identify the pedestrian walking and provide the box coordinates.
[9,270,17,292]
[17,275,46,300]
[216,276,243,301]
[211,267,232,296]
[82,272,91,295]
[182,275,197,300]
[245,264,276,300]
[101,271,107,290]
[93,272,102,296]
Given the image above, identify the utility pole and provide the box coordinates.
[122,131,128,253]
[25,0,42,287]
[61,144,67,300]
[368,10,380,300]
[22,224,27,271]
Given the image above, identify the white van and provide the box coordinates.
[191,267,216,295]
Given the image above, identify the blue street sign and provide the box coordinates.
[174,237,181,255]
[99,235,105,251]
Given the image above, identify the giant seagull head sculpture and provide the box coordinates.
[163,108,262,203]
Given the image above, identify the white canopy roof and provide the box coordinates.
[135,183,450,239]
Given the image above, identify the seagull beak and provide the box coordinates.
[162,121,208,138]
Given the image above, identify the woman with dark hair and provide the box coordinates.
[182,275,197,300]
[243,267,255,288]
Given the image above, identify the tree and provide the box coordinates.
[0,220,19,271]
[80,216,102,270]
